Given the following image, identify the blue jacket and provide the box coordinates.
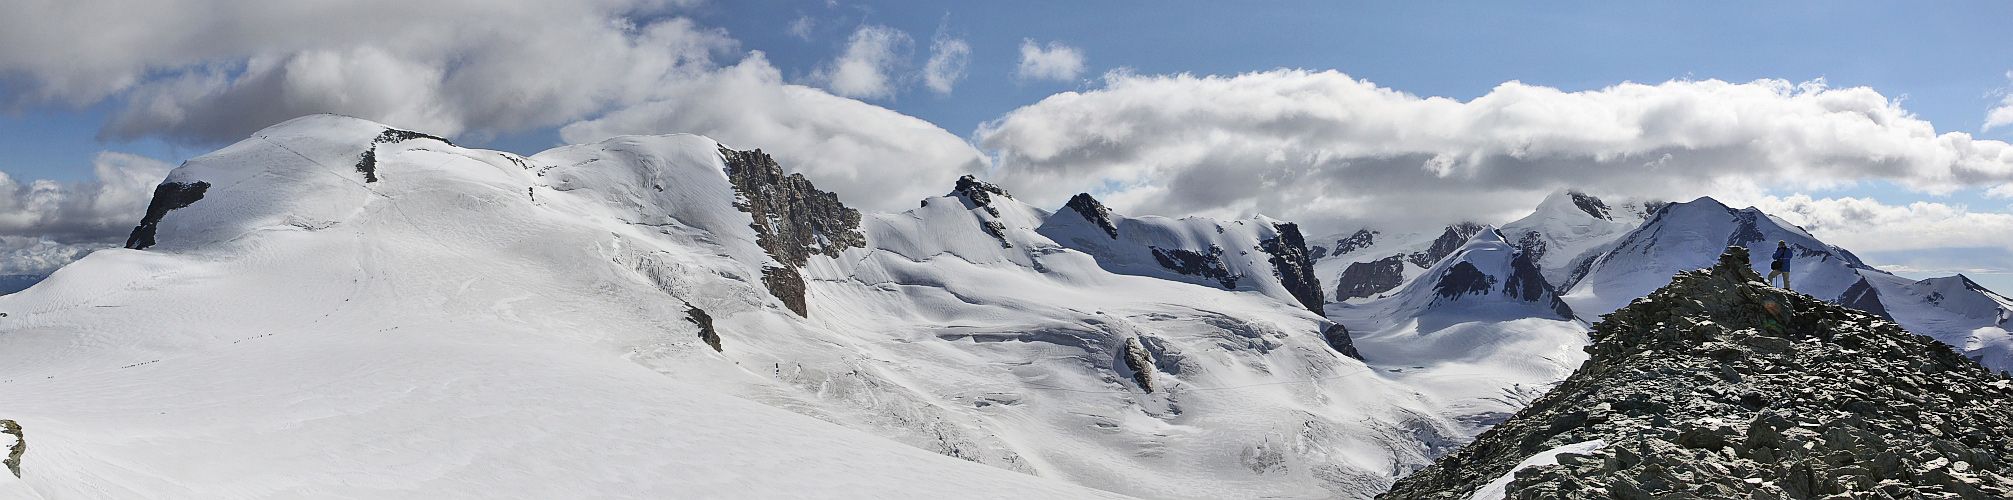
[1772,246,1792,271]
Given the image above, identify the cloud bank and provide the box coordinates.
[976,70,2013,236]
[559,55,988,212]
[0,152,172,243]
[0,0,987,214]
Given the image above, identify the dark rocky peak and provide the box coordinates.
[1567,190,1611,220]
[1838,276,1895,322]
[1381,246,2013,499]
[951,174,1014,215]
[1064,192,1119,239]
[1333,228,1378,256]
[1259,222,1328,315]
[719,147,866,317]
[1334,254,1406,301]
[1407,222,1487,268]
[124,181,212,250]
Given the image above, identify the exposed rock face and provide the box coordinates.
[1335,254,1407,300]
[1839,277,1896,322]
[1064,193,1119,239]
[1513,230,1547,265]
[1380,246,2013,500]
[1409,222,1487,268]
[1151,245,1240,289]
[953,175,1012,216]
[1307,245,1328,260]
[1569,190,1611,220]
[1122,337,1156,392]
[1433,262,1497,300]
[1505,250,1575,319]
[1334,229,1378,256]
[720,147,867,317]
[353,127,454,183]
[1260,222,1328,315]
[687,306,721,352]
[952,175,1016,248]
[2,419,20,478]
[1323,323,1364,360]
[124,181,212,250]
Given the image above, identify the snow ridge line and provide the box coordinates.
[1020,365,1379,394]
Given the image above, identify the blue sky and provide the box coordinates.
[4,0,2013,287]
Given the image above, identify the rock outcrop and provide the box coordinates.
[952,175,1016,248]
[1150,245,1240,289]
[1260,222,1328,315]
[1334,254,1406,300]
[2,419,20,478]
[1409,222,1487,268]
[686,306,720,352]
[353,127,454,183]
[1380,246,2013,500]
[1569,190,1611,220]
[1064,193,1119,239]
[1123,337,1156,392]
[124,181,211,250]
[1323,323,1364,360]
[719,147,866,317]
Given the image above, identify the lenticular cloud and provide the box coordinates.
[977,70,2013,234]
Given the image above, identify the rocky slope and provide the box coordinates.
[1380,246,2013,500]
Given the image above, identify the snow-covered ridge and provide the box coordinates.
[2,114,1489,499]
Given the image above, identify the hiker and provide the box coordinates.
[1767,240,1791,289]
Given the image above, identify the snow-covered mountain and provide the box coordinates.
[1560,195,2013,373]
[1037,191,1326,314]
[1327,228,1590,442]
[1497,189,1660,287]
[0,115,1500,499]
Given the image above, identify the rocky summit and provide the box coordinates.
[1381,246,2013,500]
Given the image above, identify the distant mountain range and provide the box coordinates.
[1,114,2005,499]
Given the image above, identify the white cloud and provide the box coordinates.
[815,25,912,100]
[787,15,817,41]
[559,54,988,213]
[1986,71,2013,132]
[922,33,970,95]
[1755,194,2013,253]
[0,152,173,243]
[975,69,2013,236]
[0,0,734,143]
[1015,40,1084,82]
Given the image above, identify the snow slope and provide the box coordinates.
[0,116,1132,499]
[0,115,1482,499]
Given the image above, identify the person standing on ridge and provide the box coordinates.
[1767,240,1791,290]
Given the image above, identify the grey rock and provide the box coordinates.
[1334,254,1406,300]
[720,147,866,317]
[1408,222,1487,268]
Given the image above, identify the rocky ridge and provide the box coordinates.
[1380,246,2013,499]
[719,147,866,317]
[1259,222,1327,315]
